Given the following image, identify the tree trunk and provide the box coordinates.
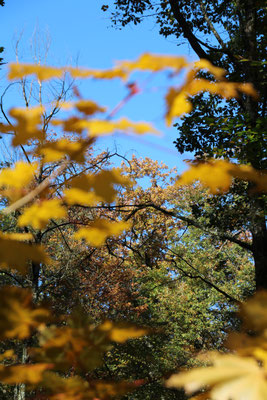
[252,217,267,290]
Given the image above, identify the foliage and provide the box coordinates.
[0,54,265,400]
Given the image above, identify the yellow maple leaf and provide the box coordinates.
[0,350,15,362]
[68,66,128,80]
[9,106,45,146]
[0,286,50,339]
[0,363,52,384]
[0,161,38,189]
[86,118,160,137]
[74,219,131,247]
[165,87,192,126]
[166,354,267,400]
[177,161,233,194]
[118,53,188,72]
[8,63,64,81]
[64,169,131,206]
[177,160,267,194]
[99,321,148,343]
[194,59,226,80]
[52,117,159,137]
[0,233,50,274]
[18,199,66,229]
[38,138,88,163]
[75,99,106,115]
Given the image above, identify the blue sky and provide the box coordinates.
[0,0,195,171]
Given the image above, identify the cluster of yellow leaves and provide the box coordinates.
[177,160,267,194]
[166,292,267,400]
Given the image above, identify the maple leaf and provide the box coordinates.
[64,169,132,205]
[118,53,188,72]
[8,63,64,81]
[69,66,128,80]
[52,117,159,137]
[0,286,50,339]
[0,161,38,189]
[0,233,50,274]
[0,350,16,362]
[9,106,45,146]
[38,138,88,163]
[75,100,106,115]
[18,199,67,229]
[194,59,226,79]
[99,321,148,343]
[86,118,160,137]
[176,160,267,194]
[0,363,52,384]
[166,354,267,400]
[74,219,131,247]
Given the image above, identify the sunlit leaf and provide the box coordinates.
[99,321,148,343]
[38,138,88,163]
[0,161,38,189]
[118,53,188,72]
[176,160,267,194]
[8,63,64,81]
[166,354,267,400]
[69,66,128,80]
[0,286,50,339]
[52,117,160,137]
[64,168,132,205]
[9,106,45,146]
[194,59,226,79]
[74,219,131,246]
[75,99,106,115]
[18,199,67,229]
[0,350,16,362]
[0,363,52,384]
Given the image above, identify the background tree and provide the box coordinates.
[102,0,267,290]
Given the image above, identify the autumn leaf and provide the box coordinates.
[69,66,128,80]
[0,161,38,189]
[9,106,45,146]
[0,363,52,384]
[99,321,148,343]
[74,219,131,246]
[52,117,160,137]
[194,59,226,79]
[75,100,106,116]
[38,138,89,163]
[0,350,16,362]
[166,354,267,400]
[176,160,267,194]
[64,169,132,206]
[8,63,64,81]
[86,118,160,137]
[118,53,188,72]
[18,199,67,229]
[0,287,50,339]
